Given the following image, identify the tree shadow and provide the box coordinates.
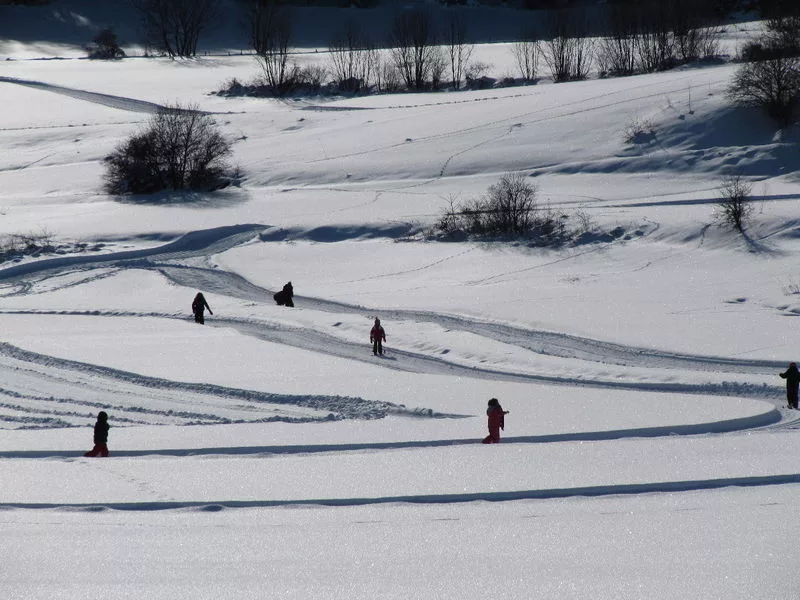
[115,187,247,209]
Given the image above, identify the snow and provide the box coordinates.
[1,5,800,598]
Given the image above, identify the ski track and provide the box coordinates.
[0,218,795,506]
[0,76,230,116]
[4,472,800,512]
[0,76,169,114]
[0,224,789,394]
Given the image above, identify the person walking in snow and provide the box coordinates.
[84,411,110,457]
[273,281,294,307]
[482,398,509,444]
[192,292,213,324]
[370,317,386,356]
[780,362,800,409]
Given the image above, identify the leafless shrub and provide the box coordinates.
[104,103,233,195]
[244,0,294,95]
[716,175,754,232]
[765,14,800,57]
[0,229,55,260]
[783,281,800,295]
[443,11,473,89]
[623,117,656,143]
[465,60,492,82]
[133,0,217,58]
[727,51,800,126]
[436,173,567,243]
[511,27,540,82]
[375,54,403,93]
[540,8,594,83]
[597,5,638,77]
[389,9,438,90]
[572,208,595,235]
[329,21,374,93]
[636,2,677,72]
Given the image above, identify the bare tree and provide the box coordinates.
[389,9,438,90]
[765,13,800,56]
[242,0,294,94]
[329,21,373,92]
[242,0,283,54]
[540,8,594,83]
[105,103,233,194]
[443,11,473,89]
[597,4,638,76]
[727,51,800,126]
[636,1,676,72]
[511,26,540,81]
[716,175,754,233]
[375,52,403,93]
[133,0,217,58]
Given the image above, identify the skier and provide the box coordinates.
[273,281,294,307]
[84,411,110,457]
[482,398,509,444]
[192,292,213,324]
[780,362,800,409]
[370,317,386,356]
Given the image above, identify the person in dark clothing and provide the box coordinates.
[84,411,110,457]
[780,362,800,409]
[192,292,212,324]
[482,398,509,444]
[370,317,386,355]
[273,281,294,307]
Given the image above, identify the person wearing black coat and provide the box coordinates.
[780,362,800,409]
[192,292,213,324]
[273,281,294,307]
[84,411,110,457]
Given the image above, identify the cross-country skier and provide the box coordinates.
[780,362,800,409]
[482,398,509,444]
[84,411,110,457]
[192,292,213,324]
[370,317,386,356]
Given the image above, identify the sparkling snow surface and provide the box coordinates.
[0,9,799,599]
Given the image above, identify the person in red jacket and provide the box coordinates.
[84,411,110,457]
[370,317,386,356]
[482,398,509,444]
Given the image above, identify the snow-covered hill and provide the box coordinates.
[1,9,799,599]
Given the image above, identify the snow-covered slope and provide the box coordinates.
[1,11,799,599]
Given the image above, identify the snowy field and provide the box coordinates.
[1,7,800,599]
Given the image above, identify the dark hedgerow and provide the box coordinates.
[104,104,234,195]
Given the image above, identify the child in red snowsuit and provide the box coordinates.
[482,398,508,444]
[84,411,110,457]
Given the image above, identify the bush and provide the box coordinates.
[0,229,54,261]
[727,51,800,126]
[716,174,754,232]
[87,28,125,60]
[436,173,565,242]
[623,117,656,144]
[104,104,234,195]
[765,15,800,57]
